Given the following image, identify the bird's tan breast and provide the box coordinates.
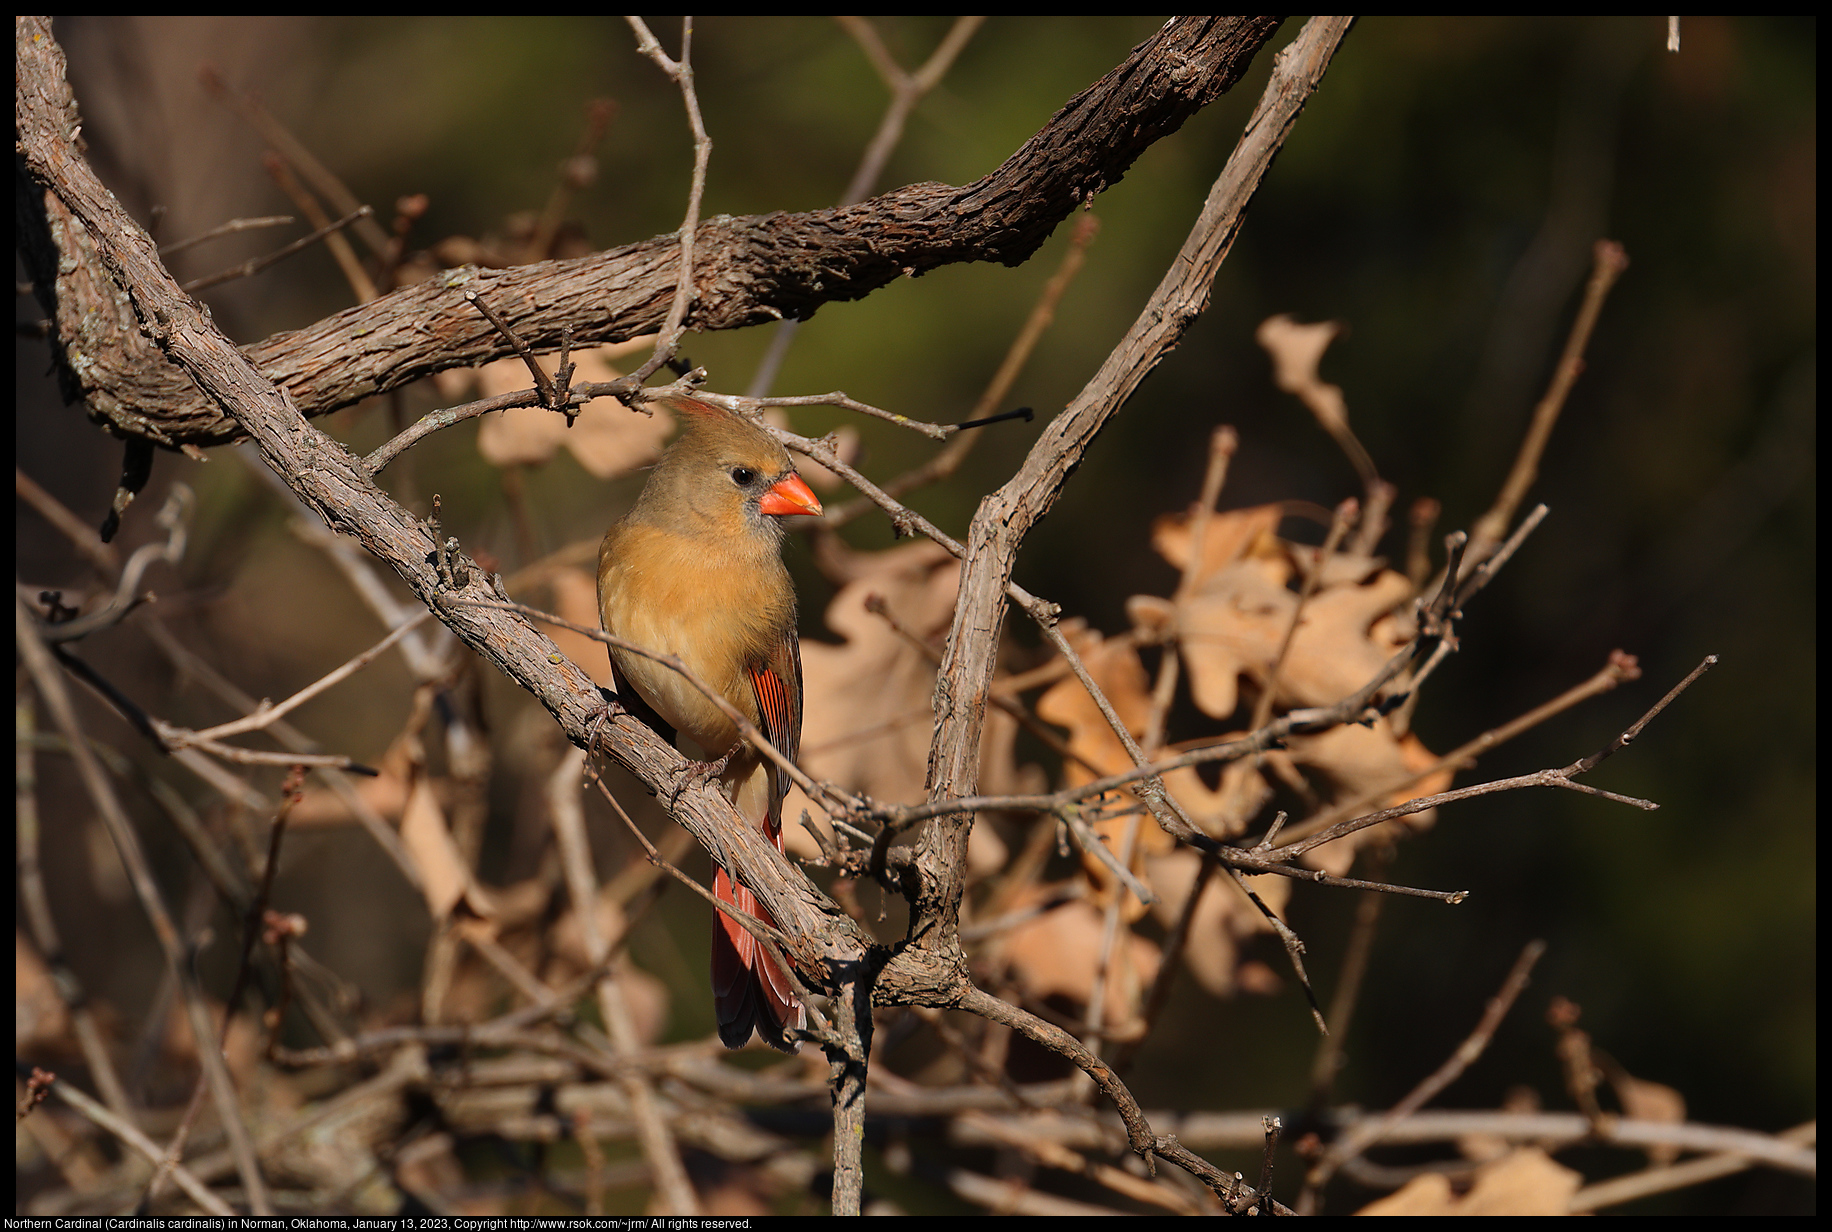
[598,522,793,754]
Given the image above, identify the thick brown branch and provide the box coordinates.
[19,16,1282,450]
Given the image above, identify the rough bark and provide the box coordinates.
[18,17,1282,449]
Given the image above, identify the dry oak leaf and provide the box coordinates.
[1257,314,1348,431]
[1153,504,1451,877]
[1143,848,1290,998]
[288,725,418,827]
[787,540,1022,875]
[1029,624,1285,990]
[990,889,1161,1036]
[1610,1072,1686,1167]
[1158,739,1275,841]
[1149,505,1418,716]
[1035,619,1155,787]
[16,929,70,1050]
[1282,719,1453,877]
[1152,502,1286,589]
[401,774,496,924]
[1175,546,1414,718]
[444,338,673,479]
[1354,1147,1582,1216]
[1034,621,1168,916]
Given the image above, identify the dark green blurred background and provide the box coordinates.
[19,17,1813,1212]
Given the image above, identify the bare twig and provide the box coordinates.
[1569,1120,1818,1212]
[1298,940,1548,1211]
[199,63,392,257]
[465,290,559,409]
[36,484,192,642]
[16,711,137,1119]
[44,1076,236,1215]
[180,205,374,294]
[16,467,123,575]
[623,17,714,387]
[1275,652,1698,864]
[17,595,273,1213]
[748,16,986,397]
[157,213,294,258]
[1467,239,1630,563]
[168,611,431,745]
[550,746,700,1215]
[37,20,1289,452]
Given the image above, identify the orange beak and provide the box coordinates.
[759,472,823,518]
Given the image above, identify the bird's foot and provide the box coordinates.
[581,690,619,758]
[668,744,738,811]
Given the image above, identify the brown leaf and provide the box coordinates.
[1151,503,1285,587]
[786,540,1030,876]
[1152,505,1419,722]
[1166,547,1292,721]
[400,776,493,923]
[458,339,673,478]
[1256,314,1348,432]
[16,930,70,1049]
[794,540,956,810]
[1612,1072,1686,1166]
[1271,567,1414,709]
[1034,625,1166,911]
[993,893,1161,1033]
[1356,1147,1581,1216]
[288,728,416,826]
[1160,755,1272,840]
[1034,621,1152,786]
[1284,722,1453,876]
[1173,550,1414,720]
[1143,850,1289,997]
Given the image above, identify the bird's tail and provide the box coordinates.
[711,864,804,1052]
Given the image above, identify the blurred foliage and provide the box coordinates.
[20,17,1813,1214]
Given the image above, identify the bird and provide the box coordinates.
[597,397,822,1052]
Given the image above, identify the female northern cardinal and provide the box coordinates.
[597,398,822,1051]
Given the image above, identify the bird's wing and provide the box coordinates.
[746,626,803,826]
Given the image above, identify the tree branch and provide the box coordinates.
[19,16,1283,449]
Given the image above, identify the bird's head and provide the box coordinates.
[637,397,823,541]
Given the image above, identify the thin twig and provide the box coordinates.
[173,611,431,744]
[157,213,295,258]
[37,484,192,643]
[45,1077,235,1215]
[550,746,700,1215]
[1568,1119,1818,1212]
[749,16,986,398]
[1276,651,1691,864]
[181,205,374,295]
[1299,940,1547,1210]
[1467,240,1630,562]
[465,291,559,408]
[16,595,274,1213]
[623,17,713,387]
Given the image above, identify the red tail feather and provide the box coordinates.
[711,865,804,1052]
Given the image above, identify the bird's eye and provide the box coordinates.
[730,466,757,486]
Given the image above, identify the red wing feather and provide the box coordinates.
[710,629,806,1051]
[746,628,804,817]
